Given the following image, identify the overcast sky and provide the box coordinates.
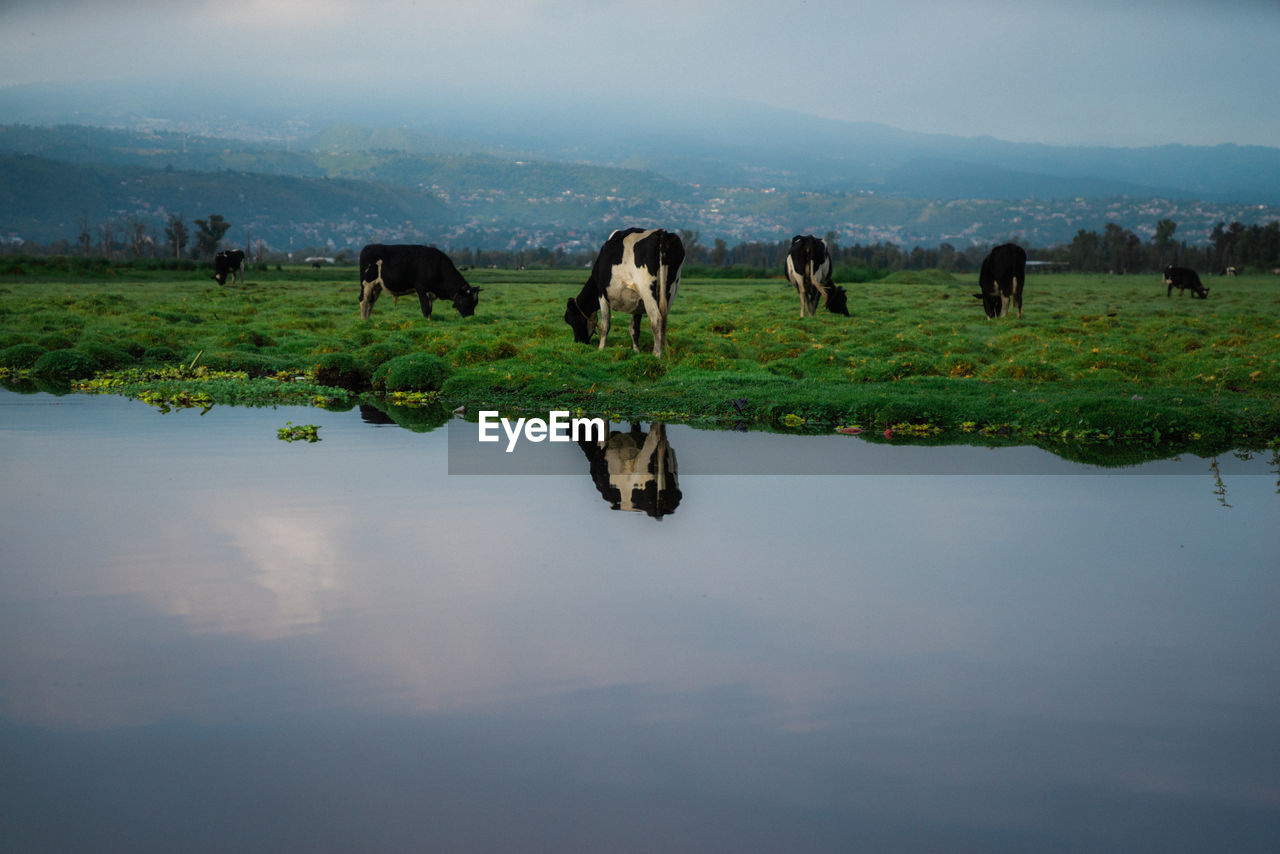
[1,0,1277,147]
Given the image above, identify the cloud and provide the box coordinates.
[0,0,1276,145]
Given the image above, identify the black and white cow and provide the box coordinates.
[785,235,848,317]
[212,249,245,287]
[357,244,482,320]
[1165,266,1209,298]
[974,243,1027,318]
[578,422,681,519]
[564,228,685,357]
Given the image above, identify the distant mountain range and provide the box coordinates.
[0,80,1277,252]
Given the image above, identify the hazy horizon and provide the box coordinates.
[2,0,1277,149]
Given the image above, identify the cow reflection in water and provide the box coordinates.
[579,423,681,519]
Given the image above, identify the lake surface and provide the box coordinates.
[2,389,1278,853]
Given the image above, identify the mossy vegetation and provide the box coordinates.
[0,263,1277,461]
[372,352,452,392]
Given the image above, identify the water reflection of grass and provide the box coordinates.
[0,266,1277,456]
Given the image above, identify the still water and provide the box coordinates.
[1,389,1277,853]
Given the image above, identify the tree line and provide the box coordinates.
[672,220,1280,276]
[7,213,1279,276]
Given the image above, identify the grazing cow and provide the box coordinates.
[785,235,848,317]
[578,422,681,519]
[974,243,1027,318]
[212,249,245,286]
[1164,265,1209,299]
[357,243,482,320]
[564,228,685,357]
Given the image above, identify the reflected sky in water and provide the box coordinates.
[1,391,1277,852]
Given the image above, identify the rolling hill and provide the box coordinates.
[0,103,1277,253]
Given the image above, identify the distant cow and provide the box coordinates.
[974,243,1027,318]
[1164,265,1209,299]
[578,422,681,519]
[564,228,684,357]
[358,244,482,320]
[785,235,848,317]
[212,249,245,286]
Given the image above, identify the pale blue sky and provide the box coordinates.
[1,0,1277,147]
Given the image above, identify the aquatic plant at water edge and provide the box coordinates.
[277,422,321,443]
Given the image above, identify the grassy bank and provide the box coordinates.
[1,263,1277,460]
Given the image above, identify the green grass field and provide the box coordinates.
[1,264,1278,459]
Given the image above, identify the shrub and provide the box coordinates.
[78,340,131,369]
[36,333,76,351]
[0,343,45,369]
[356,333,418,370]
[373,353,452,391]
[198,350,290,376]
[32,348,96,382]
[357,341,405,369]
[314,353,371,391]
[142,345,178,364]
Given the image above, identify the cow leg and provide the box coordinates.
[597,297,612,350]
[360,280,381,320]
[648,308,666,358]
[629,313,643,353]
[1014,277,1023,318]
[801,260,816,317]
[415,289,435,319]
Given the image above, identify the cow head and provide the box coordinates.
[564,297,597,344]
[974,291,1001,319]
[826,285,849,316]
[452,285,482,317]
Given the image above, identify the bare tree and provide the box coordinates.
[97,220,117,258]
[125,216,153,259]
[78,213,92,256]
[165,213,189,260]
